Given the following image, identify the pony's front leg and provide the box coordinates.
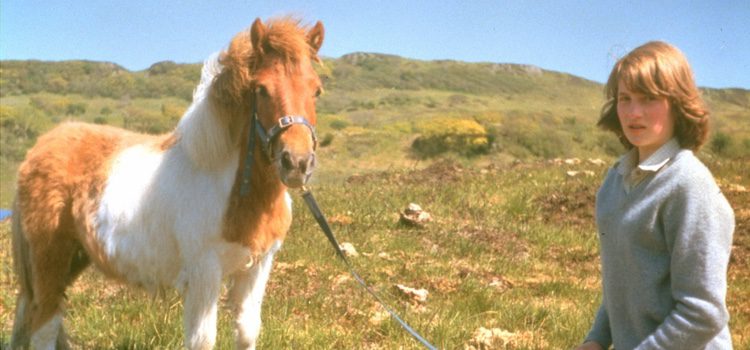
[180,253,223,350]
[228,241,282,350]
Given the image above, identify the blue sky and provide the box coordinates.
[1,0,748,88]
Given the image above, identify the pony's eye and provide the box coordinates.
[314,87,323,98]
[255,85,269,97]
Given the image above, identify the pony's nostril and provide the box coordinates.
[281,152,294,171]
[298,154,314,174]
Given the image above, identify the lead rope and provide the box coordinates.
[301,188,438,350]
[239,107,258,196]
[241,109,434,347]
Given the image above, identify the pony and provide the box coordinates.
[10,17,324,350]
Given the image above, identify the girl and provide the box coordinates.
[577,41,735,349]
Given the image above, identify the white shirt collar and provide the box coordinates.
[616,138,681,191]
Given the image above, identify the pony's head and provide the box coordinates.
[213,17,324,188]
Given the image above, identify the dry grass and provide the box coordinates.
[0,158,747,349]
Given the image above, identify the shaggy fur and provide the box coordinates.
[11,17,324,350]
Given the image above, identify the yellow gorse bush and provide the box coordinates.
[412,117,490,158]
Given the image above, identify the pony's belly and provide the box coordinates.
[93,205,182,290]
[99,229,182,291]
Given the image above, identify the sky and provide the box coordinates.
[1,0,749,89]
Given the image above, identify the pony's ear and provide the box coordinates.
[251,18,266,54]
[307,21,324,53]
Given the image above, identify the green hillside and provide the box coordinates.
[1,55,749,207]
[1,56,749,348]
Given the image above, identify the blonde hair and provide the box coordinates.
[598,41,710,151]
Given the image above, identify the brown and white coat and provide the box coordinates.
[11,17,324,350]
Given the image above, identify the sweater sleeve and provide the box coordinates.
[635,178,735,349]
[585,302,612,349]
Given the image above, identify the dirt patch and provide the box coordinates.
[535,180,597,228]
[346,160,471,186]
[457,224,530,260]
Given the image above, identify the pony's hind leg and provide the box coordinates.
[28,237,84,350]
[11,204,33,349]
[12,210,87,350]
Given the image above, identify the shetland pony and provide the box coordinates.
[10,17,324,350]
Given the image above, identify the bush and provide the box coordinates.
[411,118,490,158]
[329,119,350,130]
[711,131,732,156]
[66,102,87,115]
[124,107,172,134]
[320,133,334,147]
[161,103,185,123]
[0,105,42,161]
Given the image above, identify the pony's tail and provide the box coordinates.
[10,198,33,348]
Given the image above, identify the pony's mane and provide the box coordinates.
[253,17,318,63]
[176,53,236,169]
[194,52,223,102]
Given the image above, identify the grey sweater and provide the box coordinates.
[586,139,735,349]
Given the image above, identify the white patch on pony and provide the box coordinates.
[96,107,239,292]
[30,313,62,350]
[285,191,293,216]
[96,145,178,291]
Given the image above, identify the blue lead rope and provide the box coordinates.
[301,188,438,350]
[239,110,258,196]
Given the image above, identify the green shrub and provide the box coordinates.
[329,119,349,130]
[320,133,334,147]
[0,105,42,161]
[124,107,172,134]
[66,102,87,115]
[711,131,732,155]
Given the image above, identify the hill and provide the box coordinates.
[1,55,749,206]
[0,56,749,348]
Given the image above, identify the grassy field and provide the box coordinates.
[1,156,747,349]
[1,57,748,348]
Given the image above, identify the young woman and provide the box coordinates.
[577,41,735,349]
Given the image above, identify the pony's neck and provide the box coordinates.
[222,139,290,253]
[176,53,292,253]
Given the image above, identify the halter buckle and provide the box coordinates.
[278,116,296,128]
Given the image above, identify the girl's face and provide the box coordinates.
[617,81,675,162]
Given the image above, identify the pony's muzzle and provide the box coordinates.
[279,149,315,188]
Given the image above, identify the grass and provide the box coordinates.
[1,57,748,347]
[1,157,747,349]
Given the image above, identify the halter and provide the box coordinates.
[239,106,317,196]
